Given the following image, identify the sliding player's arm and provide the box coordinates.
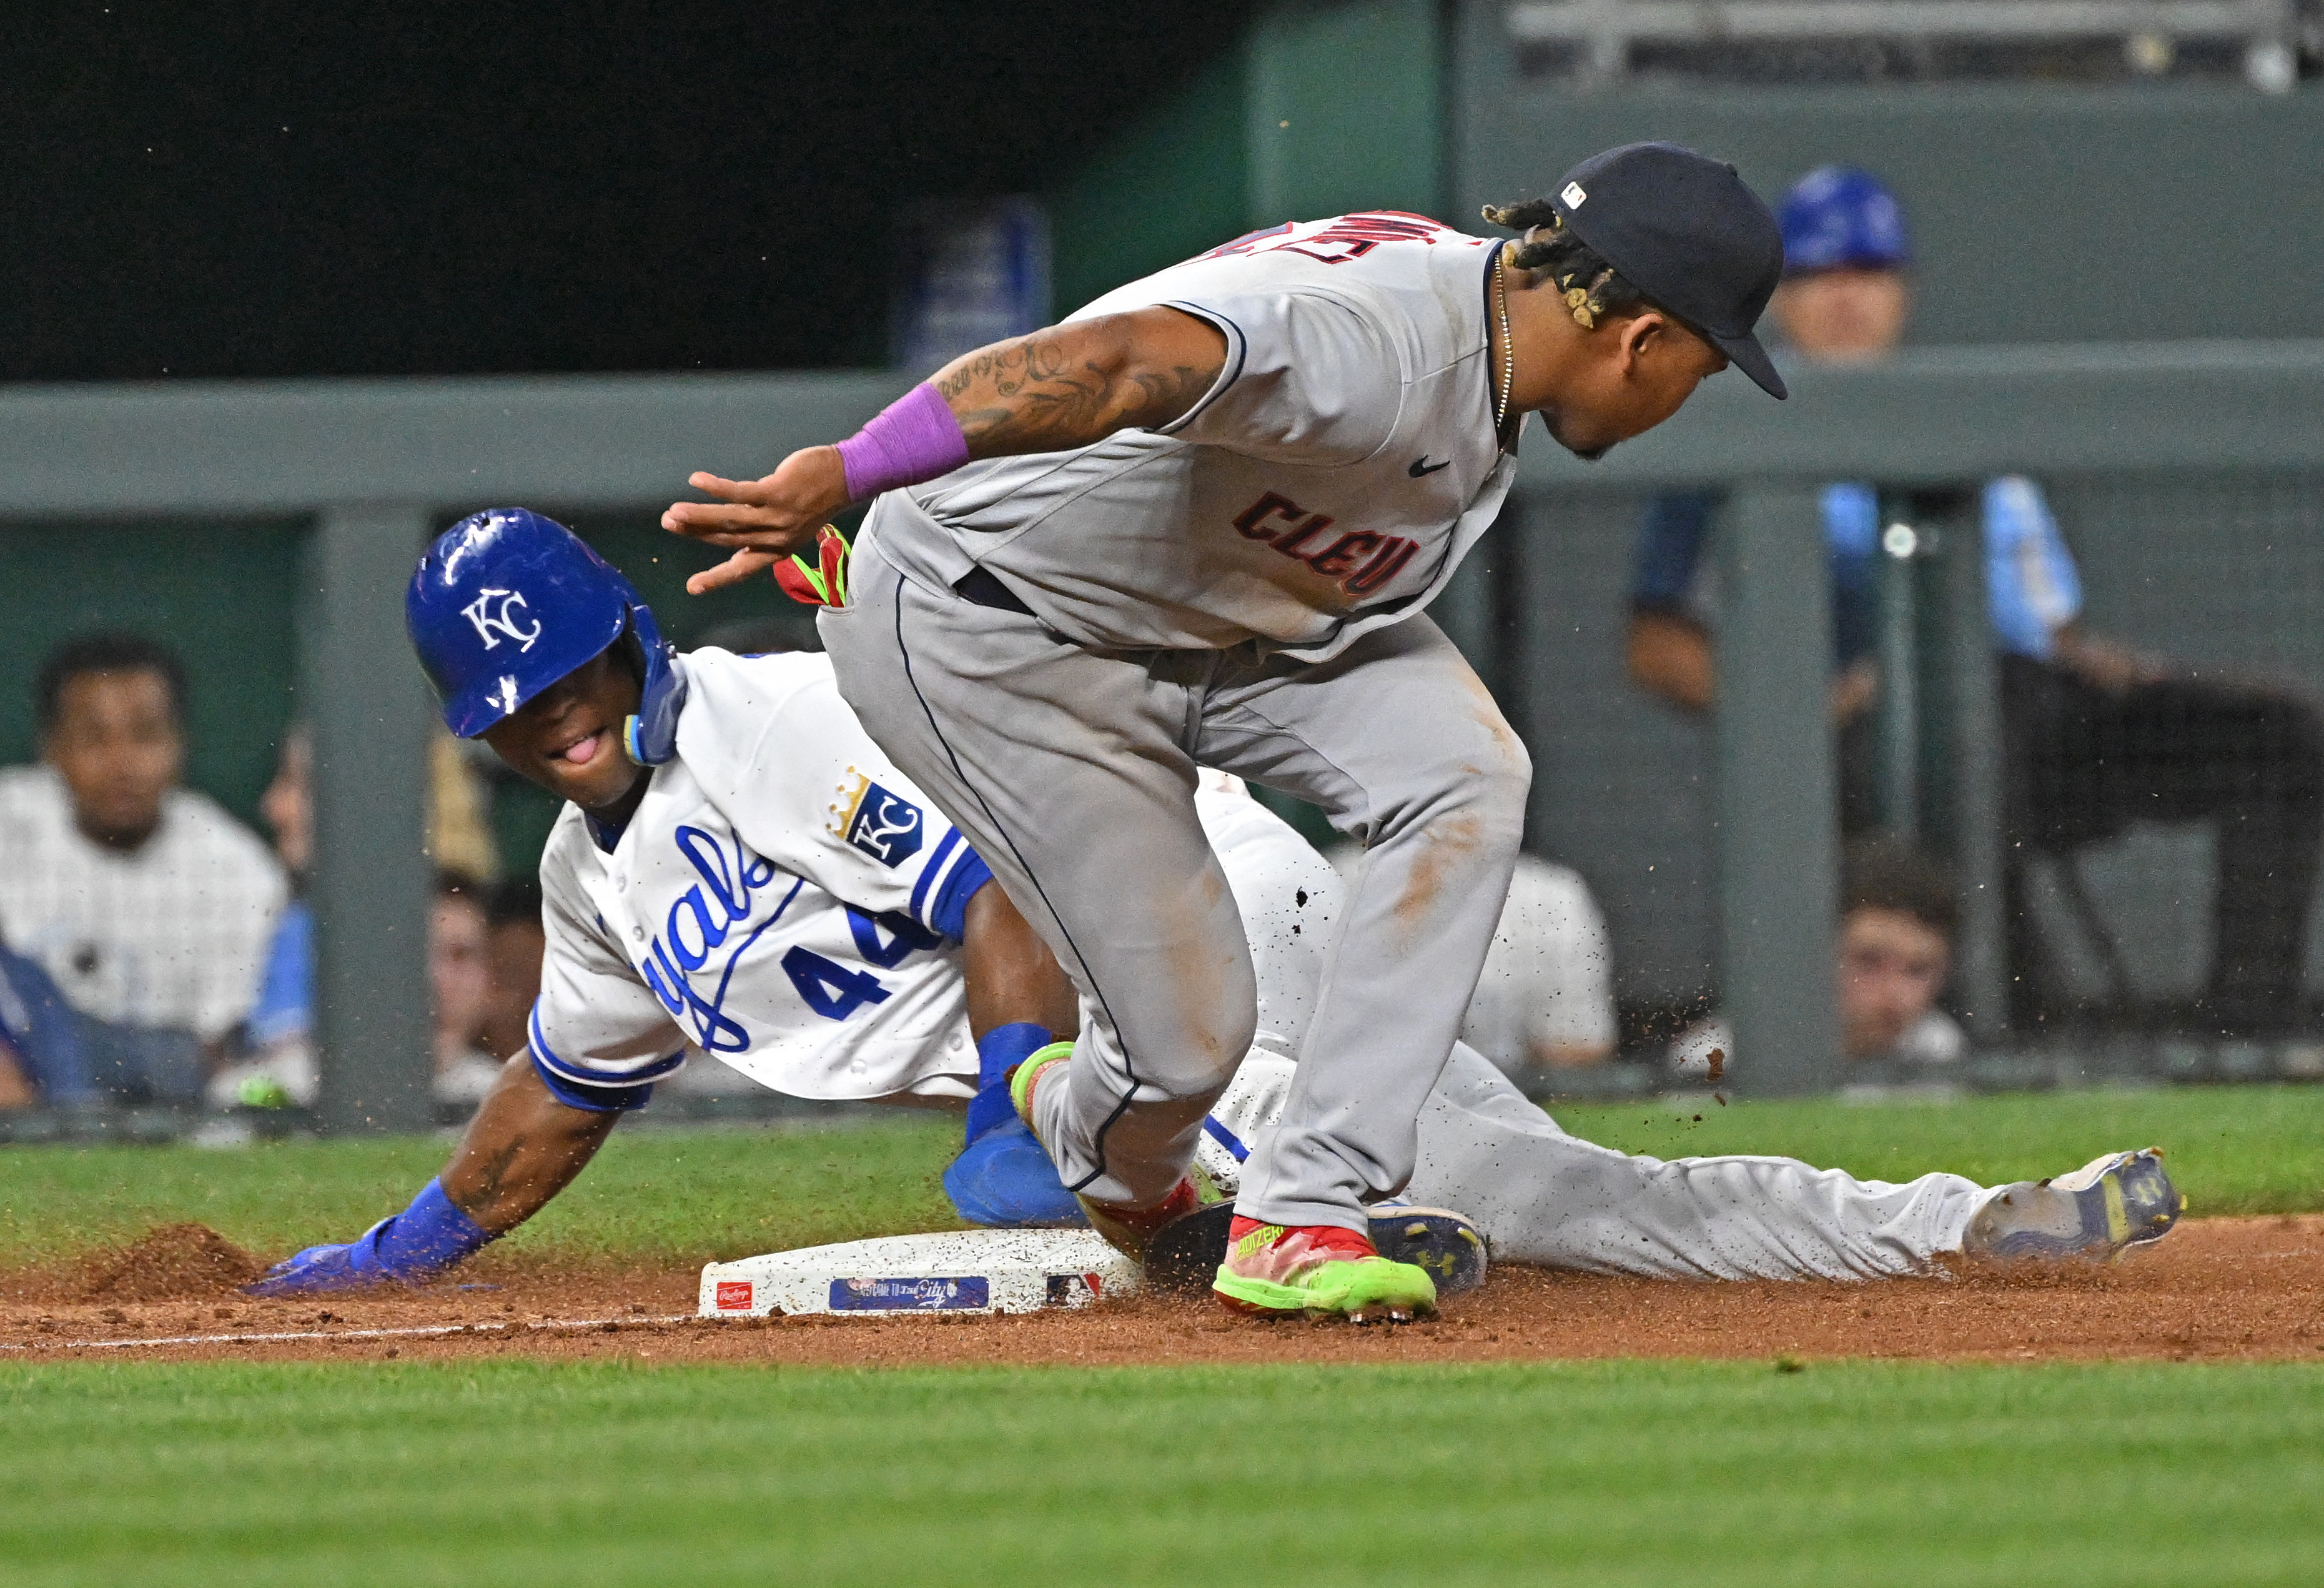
[664,307,1227,593]
[961,881,1079,1042]
[435,1058,621,1233]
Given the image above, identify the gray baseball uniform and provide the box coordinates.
[823,213,1531,1231]
[1193,788,1988,1281]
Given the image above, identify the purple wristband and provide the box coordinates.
[834,382,971,502]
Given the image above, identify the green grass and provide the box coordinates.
[0,1118,966,1266]
[4,1085,2320,1268]
[1556,1083,2324,1217]
[6,1092,2321,1581]
[4,1358,2321,1586]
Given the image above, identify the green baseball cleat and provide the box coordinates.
[1145,1200,1486,1298]
[1212,1217,1438,1324]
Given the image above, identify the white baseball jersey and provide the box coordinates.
[1460,855,1616,1068]
[530,649,994,1104]
[868,212,1516,661]
[530,664,1334,1107]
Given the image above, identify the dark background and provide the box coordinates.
[3,1,1247,382]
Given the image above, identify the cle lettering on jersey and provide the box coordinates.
[1232,491,1420,597]
[1194,211,1450,267]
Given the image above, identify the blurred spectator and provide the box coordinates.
[210,725,318,1108]
[428,730,501,882]
[1328,844,1617,1079]
[1627,165,2324,1036]
[430,871,503,1106]
[0,635,284,1104]
[0,1037,27,1109]
[1,941,86,1108]
[1673,840,1963,1077]
[1463,855,1617,1075]
[212,723,505,1109]
[476,875,546,1063]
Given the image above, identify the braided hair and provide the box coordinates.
[1480,199,1656,330]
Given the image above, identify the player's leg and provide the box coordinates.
[821,542,1256,1218]
[1406,1044,1989,1279]
[1197,617,1528,1234]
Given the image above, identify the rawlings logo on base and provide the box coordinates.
[714,1280,754,1311]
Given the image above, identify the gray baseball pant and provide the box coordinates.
[1407,1045,1988,1279]
[1201,1045,1990,1281]
[821,537,1529,1229]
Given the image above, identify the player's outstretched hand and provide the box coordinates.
[243,1179,495,1297]
[663,445,851,596]
[243,1224,404,1296]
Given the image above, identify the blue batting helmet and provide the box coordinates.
[1778,166,1909,277]
[406,507,686,765]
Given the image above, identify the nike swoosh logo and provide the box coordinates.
[1408,456,1451,477]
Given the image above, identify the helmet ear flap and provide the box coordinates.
[618,602,688,767]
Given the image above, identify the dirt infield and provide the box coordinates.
[5,1214,2320,1367]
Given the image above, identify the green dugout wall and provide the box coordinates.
[1049,1,2324,346]
[1039,0,2324,1074]
[9,4,2324,1123]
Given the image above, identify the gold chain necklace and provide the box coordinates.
[1493,252,1515,438]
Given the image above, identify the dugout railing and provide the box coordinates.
[1490,337,2324,1093]
[2,339,2321,1126]
[0,372,904,1136]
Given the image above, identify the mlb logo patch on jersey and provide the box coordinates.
[829,769,925,868]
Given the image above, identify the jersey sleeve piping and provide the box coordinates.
[909,828,996,941]
[925,844,994,943]
[528,1001,688,1090]
[530,1046,659,1113]
[1149,300,1248,437]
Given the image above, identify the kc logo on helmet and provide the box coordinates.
[462,588,541,652]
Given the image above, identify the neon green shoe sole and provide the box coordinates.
[1213,1256,1438,1323]
[1007,1041,1075,1131]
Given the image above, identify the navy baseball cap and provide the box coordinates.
[1548,142,1788,399]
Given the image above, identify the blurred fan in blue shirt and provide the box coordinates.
[1626,166,2324,1038]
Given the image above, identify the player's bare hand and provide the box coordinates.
[663,445,849,592]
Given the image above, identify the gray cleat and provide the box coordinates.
[1963,1147,2186,1262]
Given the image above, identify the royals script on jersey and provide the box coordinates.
[529,650,993,1103]
[867,212,1516,661]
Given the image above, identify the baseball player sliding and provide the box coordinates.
[660,142,1802,1319]
[249,515,2180,1297]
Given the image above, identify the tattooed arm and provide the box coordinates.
[932,309,1225,454]
[663,307,1227,593]
[438,1058,623,1235]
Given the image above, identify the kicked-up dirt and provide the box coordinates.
[3,1214,2320,1368]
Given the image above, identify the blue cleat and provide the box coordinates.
[1964,1148,2185,1263]
[942,1116,1088,1228]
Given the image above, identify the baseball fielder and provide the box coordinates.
[247,512,2182,1295]
[661,142,1799,1318]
